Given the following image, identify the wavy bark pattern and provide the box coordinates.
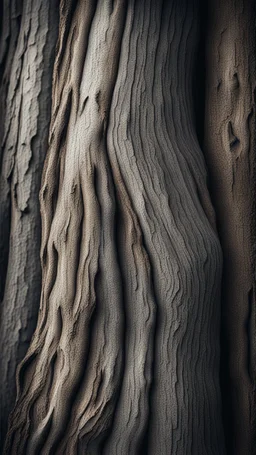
[5,0,226,454]
[205,1,256,453]
[0,0,58,446]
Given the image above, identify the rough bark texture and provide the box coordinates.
[4,1,226,454]
[204,1,256,454]
[0,0,58,446]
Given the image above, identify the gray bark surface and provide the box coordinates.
[0,0,58,446]
[0,0,23,303]
[204,1,256,453]
[4,1,226,454]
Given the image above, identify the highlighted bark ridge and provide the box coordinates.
[5,1,226,454]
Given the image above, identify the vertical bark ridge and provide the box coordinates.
[0,0,58,447]
[102,165,157,455]
[0,0,23,301]
[204,1,256,453]
[105,0,225,453]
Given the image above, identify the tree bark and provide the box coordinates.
[3,1,226,454]
[204,1,256,453]
[0,0,58,446]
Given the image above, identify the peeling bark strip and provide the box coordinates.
[204,1,256,454]
[5,1,226,454]
[0,0,58,447]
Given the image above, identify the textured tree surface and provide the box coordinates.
[2,0,226,453]
[205,1,256,453]
[0,0,58,446]
[0,0,255,454]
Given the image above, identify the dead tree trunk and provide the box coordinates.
[204,1,256,453]
[3,1,227,454]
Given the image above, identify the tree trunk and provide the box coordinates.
[3,0,227,454]
[1,0,256,454]
[204,1,256,453]
[0,0,58,446]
